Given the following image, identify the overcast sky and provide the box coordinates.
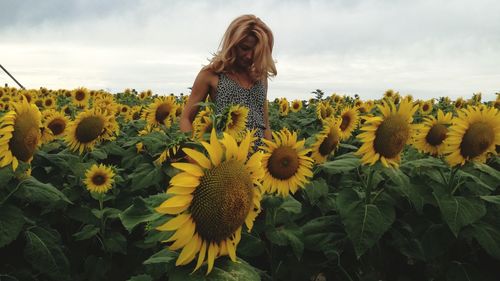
[1,0,499,101]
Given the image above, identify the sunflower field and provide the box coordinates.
[0,86,499,281]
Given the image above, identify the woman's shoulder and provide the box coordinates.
[198,67,219,80]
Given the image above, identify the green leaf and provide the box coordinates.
[319,153,360,174]
[304,179,329,206]
[119,196,165,233]
[266,225,304,259]
[104,232,127,254]
[15,177,71,204]
[470,222,500,260]
[143,248,178,265]
[456,170,495,191]
[0,204,24,248]
[127,274,153,281]
[0,166,14,184]
[434,194,486,237]
[24,228,70,281]
[421,224,454,259]
[90,149,107,160]
[73,225,100,241]
[169,258,260,281]
[129,163,164,190]
[337,189,395,258]
[472,162,500,181]
[480,195,500,205]
[237,232,265,257]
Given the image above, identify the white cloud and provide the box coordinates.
[1,0,499,101]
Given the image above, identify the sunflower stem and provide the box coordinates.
[365,167,375,204]
[448,167,459,194]
[99,195,105,239]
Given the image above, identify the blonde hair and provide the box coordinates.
[205,14,277,81]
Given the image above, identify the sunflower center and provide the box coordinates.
[75,116,104,143]
[267,146,300,180]
[155,103,172,123]
[319,129,339,156]
[373,114,410,158]
[91,173,107,186]
[190,160,253,243]
[9,112,40,162]
[340,115,351,131]
[425,124,447,146]
[48,118,66,135]
[460,121,495,158]
[75,90,86,101]
[45,99,53,107]
[422,104,429,111]
[228,111,240,129]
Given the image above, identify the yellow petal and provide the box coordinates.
[170,173,200,187]
[171,162,204,177]
[193,240,207,273]
[156,213,191,231]
[155,195,193,214]
[182,148,212,169]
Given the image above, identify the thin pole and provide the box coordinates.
[0,64,25,89]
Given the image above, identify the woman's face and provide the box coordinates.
[235,35,257,70]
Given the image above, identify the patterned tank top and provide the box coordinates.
[214,73,267,145]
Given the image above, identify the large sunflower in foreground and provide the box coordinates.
[311,118,341,164]
[224,105,248,141]
[338,106,359,140]
[155,130,263,274]
[41,110,69,143]
[84,164,115,194]
[144,96,178,128]
[260,129,313,196]
[65,108,118,154]
[412,110,452,156]
[356,99,418,168]
[444,106,499,166]
[0,99,42,170]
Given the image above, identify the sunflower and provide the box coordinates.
[316,102,335,121]
[290,100,303,112]
[420,100,433,115]
[338,106,359,140]
[154,130,263,274]
[354,99,363,108]
[41,110,69,143]
[193,116,213,141]
[311,118,341,164]
[143,96,178,128]
[84,164,115,194]
[279,99,289,116]
[413,110,453,156]
[0,99,42,170]
[224,105,248,141]
[44,96,56,109]
[358,100,374,114]
[260,129,314,196]
[72,87,90,107]
[444,106,499,166]
[93,94,119,115]
[356,99,418,168]
[454,97,465,109]
[65,108,118,154]
[384,89,395,99]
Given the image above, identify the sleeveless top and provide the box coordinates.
[214,73,267,146]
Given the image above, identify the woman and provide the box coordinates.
[180,14,277,143]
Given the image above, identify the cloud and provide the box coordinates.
[1,0,499,101]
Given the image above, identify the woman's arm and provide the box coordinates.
[179,69,212,134]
